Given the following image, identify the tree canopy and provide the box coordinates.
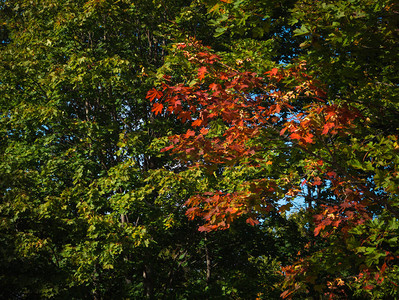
[1,0,398,299]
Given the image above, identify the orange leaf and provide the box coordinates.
[200,128,209,135]
[290,133,302,140]
[275,103,281,114]
[313,178,322,186]
[192,119,202,127]
[322,122,335,135]
[161,144,174,152]
[151,103,163,115]
[246,217,259,226]
[146,88,163,102]
[314,225,324,236]
[381,262,387,273]
[185,129,196,138]
[326,171,337,178]
[198,66,207,80]
[266,68,279,79]
[281,290,294,299]
[303,134,314,143]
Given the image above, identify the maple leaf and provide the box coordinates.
[209,82,219,91]
[200,128,209,135]
[290,132,302,140]
[184,129,196,138]
[192,119,202,127]
[265,68,278,79]
[198,226,210,232]
[313,178,322,186]
[151,103,163,115]
[326,171,337,178]
[146,88,163,102]
[314,225,324,236]
[275,103,281,114]
[280,127,288,135]
[198,66,207,80]
[322,122,335,135]
[303,134,314,144]
[246,217,259,226]
[160,144,174,152]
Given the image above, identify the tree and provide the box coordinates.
[0,0,206,298]
[149,0,399,298]
[0,0,303,299]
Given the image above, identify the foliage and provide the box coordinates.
[2,0,398,298]
[149,0,399,298]
[0,0,304,299]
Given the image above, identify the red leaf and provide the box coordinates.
[209,82,219,91]
[185,129,196,138]
[151,103,163,115]
[192,119,202,127]
[266,68,279,79]
[326,171,337,178]
[275,103,281,114]
[198,66,207,80]
[381,262,387,273]
[314,225,324,236]
[313,178,322,186]
[281,290,294,299]
[200,128,209,135]
[246,217,259,226]
[322,122,335,135]
[303,134,314,144]
[198,226,210,232]
[161,144,174,152]
[146,88,163,102]
[280,127,288,136]
[185,147,195,153]
[290,133,302,140]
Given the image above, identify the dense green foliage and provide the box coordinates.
[1,0,398,299]
[0,0,302,298]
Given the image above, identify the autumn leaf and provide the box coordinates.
[146,88,163,102]
[314,225,324,236]
[192,119,203,127]
[200,128,209,135]
[326,171,337,178]
[265,67,278,79]
[246,217,260,226]
[303,134,314,144]
[151,103,164,115]
[322,122,335,135]
[184,129,196,138]
[290,132,302,140]
[198,66,207,80]
[161,144,174,152]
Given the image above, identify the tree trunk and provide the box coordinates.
[143,264,154,299]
